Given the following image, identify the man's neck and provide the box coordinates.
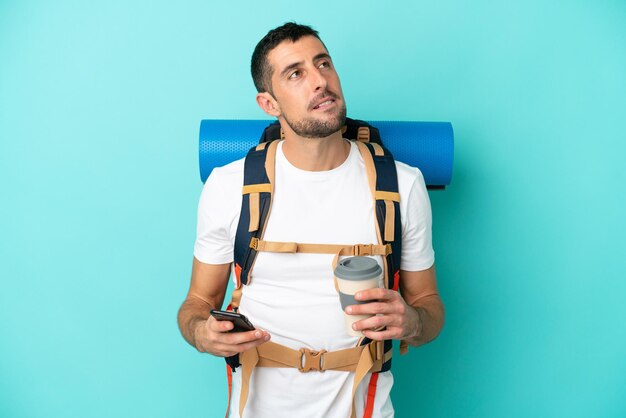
[281,130,350,172]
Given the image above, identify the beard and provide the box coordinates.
[282,99,347,139]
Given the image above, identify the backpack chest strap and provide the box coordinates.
[249,238,391,257]
[250,238,392,293]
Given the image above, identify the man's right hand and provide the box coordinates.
[193,316,271,357]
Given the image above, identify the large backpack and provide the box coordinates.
[225,118,406,418]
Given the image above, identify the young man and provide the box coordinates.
[178,23,444,418]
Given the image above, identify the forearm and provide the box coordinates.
[178,259,231,349]
[177,295,217,348]
[405,294,444,347]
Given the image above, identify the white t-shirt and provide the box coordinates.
[194,140,434,418]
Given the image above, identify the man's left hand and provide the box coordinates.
[346,288,422,341]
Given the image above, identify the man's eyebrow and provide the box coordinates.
[279,53,333,78]
[313,52,332,62]
[279,61,303,79]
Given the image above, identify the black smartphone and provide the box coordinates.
[210,309,256,332]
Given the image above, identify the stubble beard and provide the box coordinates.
[283,101,347,139]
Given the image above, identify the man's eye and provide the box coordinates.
[319,61,331,69]
[289,70,301,79]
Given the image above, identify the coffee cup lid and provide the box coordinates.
[334,256,382,280]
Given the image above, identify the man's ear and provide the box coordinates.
[256,92,281,117]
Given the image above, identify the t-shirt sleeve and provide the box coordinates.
[400,168,435,271]
[193,168,236,265]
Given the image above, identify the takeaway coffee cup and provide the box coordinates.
[334,256,383,337]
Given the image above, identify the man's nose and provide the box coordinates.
[310,68,328,92]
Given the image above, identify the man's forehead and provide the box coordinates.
[268,36,329,71]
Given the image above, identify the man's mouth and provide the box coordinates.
[313,99,335,109]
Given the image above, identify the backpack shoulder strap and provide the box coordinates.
[355,141,402,290]
[227,140,279,371]
[355,140,402,373]
[233,140,279,288]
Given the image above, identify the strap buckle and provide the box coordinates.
[354,244,392,256]
[353,244,393,256]
[354,244,373,256]
[298,348,327,373]
[249,237,259,250]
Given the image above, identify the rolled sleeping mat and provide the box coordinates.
[199,119,453,188]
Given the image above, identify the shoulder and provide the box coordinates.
[198,157,245,209]
[395,160,425,183]
[206,157,245,185]
[394,160,427,199]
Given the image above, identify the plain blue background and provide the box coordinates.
[1,1,625,417]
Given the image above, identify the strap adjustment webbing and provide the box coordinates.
[249,238,392,257]
[241,184,272,233]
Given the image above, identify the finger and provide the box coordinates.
[355,288,396,302]
[352,314,391,332]
[220,329,270,345]
[361,327,401,341]
[209,317,235,332]
[346,301,398,316]
[232,334,272,353]
[215,331,271,355]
